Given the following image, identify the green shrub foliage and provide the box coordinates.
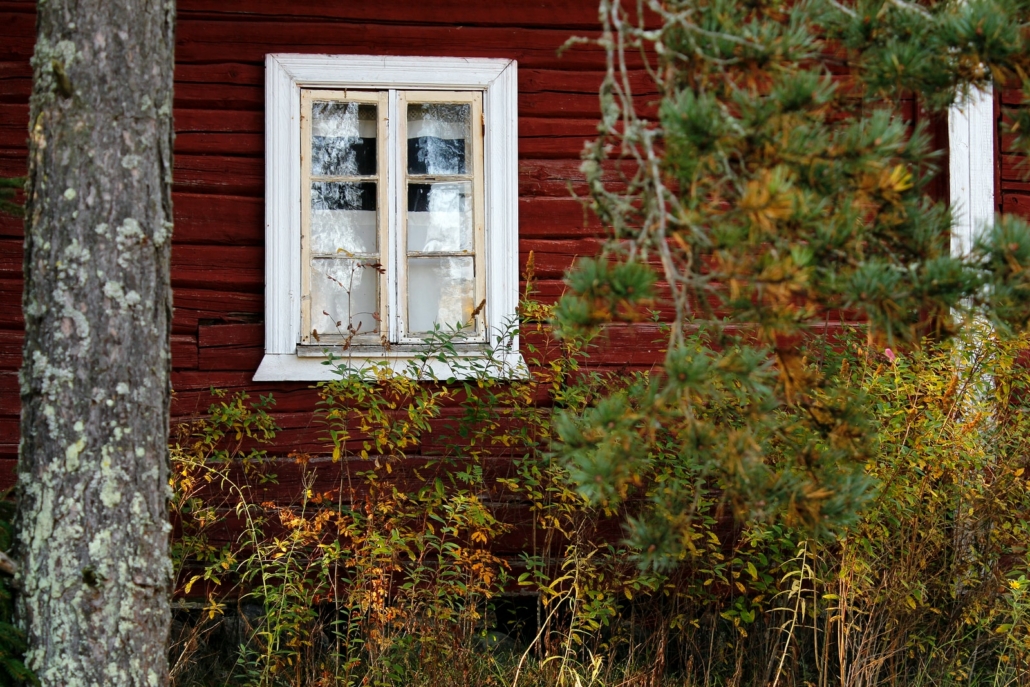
[170,320,1030,685]
[164,1,1030,683]
[554,0,1030,552]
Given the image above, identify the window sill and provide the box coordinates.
[252,349,527,382]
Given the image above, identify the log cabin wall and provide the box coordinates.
[0,1,959,503]
[0,0,674,492]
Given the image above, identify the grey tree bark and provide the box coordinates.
[17,0,175,685]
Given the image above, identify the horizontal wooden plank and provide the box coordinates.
[1000,179,1030,194]
[522,277,674,321]
[172,154,263,197]
[171,380,319,418]
[175,62,264,87]
[0,156,27,180]
[0,104,28,131]
[521,117,598,138]
[527,323,668,366]
[0,279,21,327]
[0,10,32,64]
[175,20,611,70]
[0,238,20,277]
[519,68,656,95]
[195,323,265,376]
[0,416,17,450]
[1002,192,1030,220]
[0,458,14,490]
[518,91,617,119]
[0,328,20,370]
[174,132,263,157]
[0,59,31,81]
[171,244,263,291]
[171,287,262,333]
[172,193,263,245]
[0,371,17,417]
[174,82,262,111]
[0,74,28,102]
[175,108,263,134]
[199,344,263,371]
[519,196,602,238]
[0,138,25,159]
[0,209,21,239]
[172,334,199,370]
[519,158,628,197]
[519,136,591,159]
[1002,89,1026,106]
[176,0,604,28]
[519,237,604,278]
[1001,154,1030,182]
[198,322,264,348]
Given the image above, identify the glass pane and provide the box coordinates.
[311,182,377,254]
[311,182,377,255]
[407,182,473,252]
[309,258,379,338]
[407,103,471,175]
[407,257,475,334]
[311,101,377,177]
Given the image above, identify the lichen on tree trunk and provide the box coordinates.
[17,0,176,685]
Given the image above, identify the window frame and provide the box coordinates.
[256,54,520,381]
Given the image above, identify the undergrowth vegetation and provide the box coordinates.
[168,311,1030,686]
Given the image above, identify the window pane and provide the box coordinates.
[311,182,377,254]
[312,102,377,177]
[309,258,380,338]
[407,182,473,252]
[407,257,475,334]
[407,103,471,175]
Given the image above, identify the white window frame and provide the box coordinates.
[949,84,996,258]
[255,54,521,381]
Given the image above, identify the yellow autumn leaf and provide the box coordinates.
[887,164,913,192]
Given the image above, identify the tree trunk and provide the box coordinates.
[17,0,175,684]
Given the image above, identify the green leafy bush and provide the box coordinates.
[167,311,1030,686]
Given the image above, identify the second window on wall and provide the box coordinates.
[300,89,486,348]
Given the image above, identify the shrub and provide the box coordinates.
[168,313,1030,686]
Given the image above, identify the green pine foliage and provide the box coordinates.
[553,0,1030,562]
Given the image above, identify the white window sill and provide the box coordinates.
[253,349,527,382]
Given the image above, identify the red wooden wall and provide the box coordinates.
[0,1,674,486]
[1001,90,1029,220]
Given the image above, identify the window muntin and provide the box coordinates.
[299,89,485,348]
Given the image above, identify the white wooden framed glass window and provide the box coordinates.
[255,55,520,381]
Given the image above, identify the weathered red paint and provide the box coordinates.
[0,0,962,504]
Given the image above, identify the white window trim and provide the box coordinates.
[949,84,995,258]
[255,54,522,381]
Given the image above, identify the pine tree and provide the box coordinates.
[554,0,1030,566]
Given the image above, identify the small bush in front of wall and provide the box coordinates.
[168,314,1030,686]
